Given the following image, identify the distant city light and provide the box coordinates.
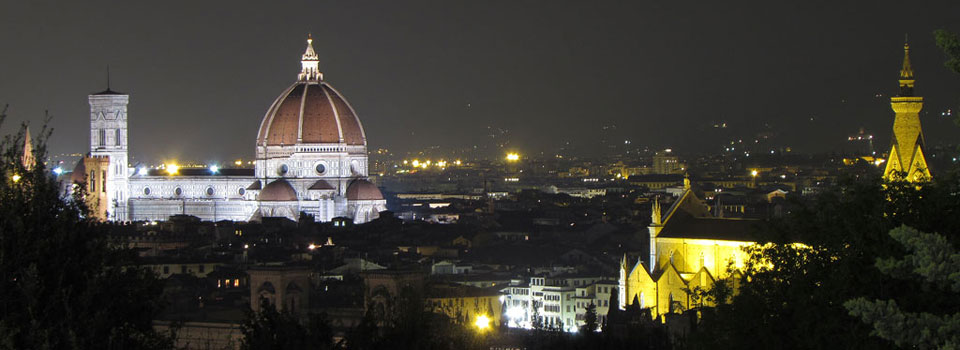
[506,153,520,161]
[750,170,759,177]
[166,163,179,175]
[52,167,63,175]
[137,167,149,176]
[411,160,420,167]
[11,174,21,183]
[455,160,462,166]
[234,160,243,166]
[209,165,219,173]
[308,243,316,250]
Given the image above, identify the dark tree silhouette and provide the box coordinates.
[0,109,174,349]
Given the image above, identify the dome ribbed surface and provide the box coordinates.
[257,82,365,147]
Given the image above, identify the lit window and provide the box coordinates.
[234,279,240,287]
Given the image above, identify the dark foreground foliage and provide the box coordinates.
[687,171,960,349]
[0,110,174,349]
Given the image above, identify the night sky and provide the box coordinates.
[1,1,959,164]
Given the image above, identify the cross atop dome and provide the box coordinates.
[298,34,323,81]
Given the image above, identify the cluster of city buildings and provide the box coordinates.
[43,37,935,349]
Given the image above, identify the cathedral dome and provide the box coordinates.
[346,179,384,200]
[259,179,298,201]
[256,36,366,148]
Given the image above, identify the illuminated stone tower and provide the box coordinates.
[883,41,931,182]
[88,86,130,221]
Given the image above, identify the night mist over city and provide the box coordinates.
[0,1,958,349]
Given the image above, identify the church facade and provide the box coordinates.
[71,36,387,223]
[619,177,755,316]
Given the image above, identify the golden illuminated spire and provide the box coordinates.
[884,39,930,183]
[298,34,323,81]
[898,39,915,96]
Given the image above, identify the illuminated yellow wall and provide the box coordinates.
[623,238,751,316]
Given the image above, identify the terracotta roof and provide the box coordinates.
[246,180,262,190]
[346,179,383,200]
[257,82,366,147]
[309,180,335,190]
[259,179,297,201]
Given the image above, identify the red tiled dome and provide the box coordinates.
[256,81,365,147]
[259,179,298,201]
[346,179,383,200]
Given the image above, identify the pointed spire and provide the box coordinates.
[21,126,33,170]
[651,196,662,225]
[683,172,691,190]
[298,34,323,81]
[898,38,915,96]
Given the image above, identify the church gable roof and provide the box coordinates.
[658,211,759,242]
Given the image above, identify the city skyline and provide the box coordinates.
[1,1,959,163]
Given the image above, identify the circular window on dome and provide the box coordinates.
[278,164,288,176]
[316,163,326,175]
[238,188,246,196]
[206,187,215,196]
[143,187,151,196]
[174,187,183,196]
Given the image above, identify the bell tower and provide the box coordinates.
[88,81,130,221]
[883,41,931,182]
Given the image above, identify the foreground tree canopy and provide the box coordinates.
[688,171,960,349]
[0,110,173,349]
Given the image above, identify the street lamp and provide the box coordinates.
[474,314,490,331]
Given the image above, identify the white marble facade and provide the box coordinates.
[80,37,386,223]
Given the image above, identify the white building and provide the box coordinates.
[71,36,387,224]
[501,274,616,333]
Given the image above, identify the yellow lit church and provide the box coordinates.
[619,177,756,316]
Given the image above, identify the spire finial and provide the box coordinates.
[106,65,111,91]
[298,34,322,81]
[898,37,915,96]
[651,196,662,225]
